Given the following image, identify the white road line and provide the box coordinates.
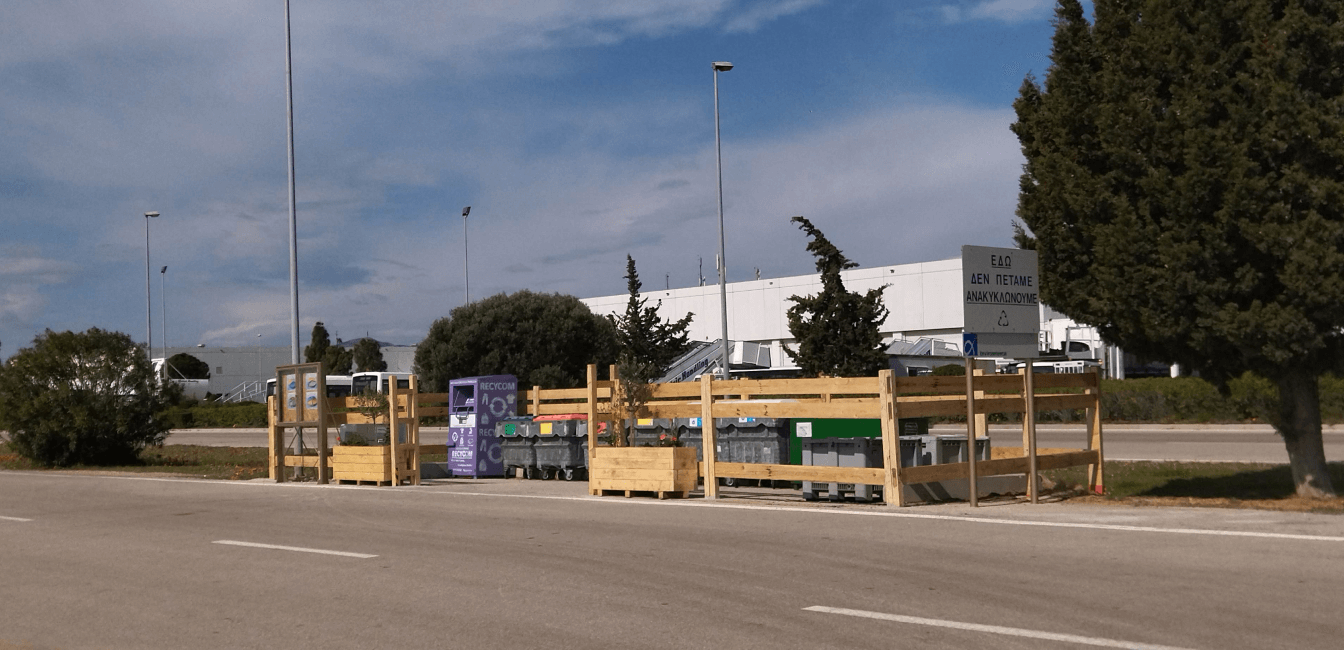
[804,606,1197,650]
[436,491,1344,543]
[0,515,33,522]
[212,540,376,559]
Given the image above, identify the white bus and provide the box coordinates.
[351,372,415,395]
[265,375,353,399]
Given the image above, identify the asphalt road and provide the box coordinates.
[2,472,1342,649]
[168,424,1344,463]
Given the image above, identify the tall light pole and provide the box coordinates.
[144,211,159,357]
[160,266,168,363]
[712,61,733,379]
[462,206,471,304]
[284,0,300,365]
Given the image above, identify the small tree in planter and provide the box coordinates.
[608,255,693,446]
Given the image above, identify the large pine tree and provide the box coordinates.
[785,216,889,377]
[1013,0,1344,496]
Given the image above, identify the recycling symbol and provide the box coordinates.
[997,311,1010,327]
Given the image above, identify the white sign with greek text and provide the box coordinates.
[961,245,1040,359]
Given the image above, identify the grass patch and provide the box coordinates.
[0,442,269,480]
[1044,460,1344,513]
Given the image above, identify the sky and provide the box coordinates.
[0,0,1070,356]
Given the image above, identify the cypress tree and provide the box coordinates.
[1013,0,1344,496]
[784,216,889,377]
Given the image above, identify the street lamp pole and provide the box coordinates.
[713,61,733,379]
[160,266,168,364]
[462,206,471,304]
[284,0,300,365]
[144,211,159,357]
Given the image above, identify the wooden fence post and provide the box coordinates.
[317,383,329,485]
[268,395,284,482]
[532,385,541,418]
[1024,362,1038,503]
[1087,368,1105,494]
[389,378,401,485]
[409,375,420,486]
[964,359,978,507]
[878,370,904,507]
[585,364,597,465]
[701,372,718,499]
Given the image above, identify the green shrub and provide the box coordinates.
[0,328,171,466]
[1100,377,1236,422]
[154,401,269,428]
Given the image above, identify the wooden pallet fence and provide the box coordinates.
[577,364,1104,506]
[269,370,426,486]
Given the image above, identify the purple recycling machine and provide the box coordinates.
[447,374,517,478]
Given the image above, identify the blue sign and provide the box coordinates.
[962,333,979,357]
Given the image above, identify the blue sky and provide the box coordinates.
[0,0,1067,355]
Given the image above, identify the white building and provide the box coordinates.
[581,256,1121,377]
[582,258,967,372]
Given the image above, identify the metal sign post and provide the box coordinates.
[961,245,1040,507]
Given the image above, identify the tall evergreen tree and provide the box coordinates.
[784,216,889,377]
[353,337,388,373]
[303,322,332,364]
[303,322,352,375]
[1013,0,1344,496]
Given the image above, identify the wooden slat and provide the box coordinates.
[589,478,697,492]
[993,447,1079,458]
[670,401,887,419]
[283,455,328,468]
[898,450,1099,484]
[1036,449,1100,471]
[647,383,704,399]
[419,444,447,455]
[712,462,886,484]
[715,376,882,396]
[590,456,694,470]
[589,468,697,481]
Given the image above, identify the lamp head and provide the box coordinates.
[145,211,160,218]
[161,266,167,274]
[712,61,733,72]
[462,206,471,217]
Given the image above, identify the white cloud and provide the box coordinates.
[944,0,1053,24]
[724,0,825,33]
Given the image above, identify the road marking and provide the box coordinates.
[434,491,1344,543]
[0,515,33,522]
[804,606,1197,650]
[212,540,376,559]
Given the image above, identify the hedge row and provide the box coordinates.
[1099,373,1344,424]
[157,401,269,429]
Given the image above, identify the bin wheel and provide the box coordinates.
[524,467,535,480]
[721,477,736,487]
[562,468,576,481]
[539,468,554,480]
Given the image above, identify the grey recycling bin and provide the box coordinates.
[801,437,922,502]
[496,417,537,479]
[932,435,991,464]
[534,417,586,481]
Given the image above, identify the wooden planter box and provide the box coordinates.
[332,445,413,485]
[589,446,698,498]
